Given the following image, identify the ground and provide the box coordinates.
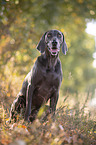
[0,93,96,145]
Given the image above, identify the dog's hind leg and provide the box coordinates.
[9,76,29,122]
[9,94,26,122]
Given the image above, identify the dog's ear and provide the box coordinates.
[62,34,68,55]
[36,32,47,53]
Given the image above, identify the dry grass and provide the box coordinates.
[0,91,96,145]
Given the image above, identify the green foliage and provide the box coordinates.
[0,0,96,99]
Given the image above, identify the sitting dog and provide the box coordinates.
[9,30,68,122]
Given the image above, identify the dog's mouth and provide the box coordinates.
[48,47,59,56]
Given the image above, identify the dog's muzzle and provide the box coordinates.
[48,40,60,56]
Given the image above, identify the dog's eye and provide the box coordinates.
[57,33,61,38]
[47,33,52,38]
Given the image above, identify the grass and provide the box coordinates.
[0,92,96,145]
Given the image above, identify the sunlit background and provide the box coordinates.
[85,20,96,107]
[0,0,96,110]
[86,20,96,68]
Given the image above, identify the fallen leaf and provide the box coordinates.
[9,140,26,145]
[73,135,78,144]
[59,124,64,130]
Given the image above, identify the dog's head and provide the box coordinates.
[36,30,68,56]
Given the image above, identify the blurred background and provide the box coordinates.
[0,0,96,109]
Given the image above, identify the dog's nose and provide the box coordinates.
[52,40,57,46]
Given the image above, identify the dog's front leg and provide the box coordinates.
[24,84,34,121]
[50,92,59,114]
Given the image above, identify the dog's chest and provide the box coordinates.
[37,57,62,90]
[38,70,60,93]
[44,70,60,86]
[32,70,60,105]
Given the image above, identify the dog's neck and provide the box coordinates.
[47,54,58,71]
[43,49,59,71]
